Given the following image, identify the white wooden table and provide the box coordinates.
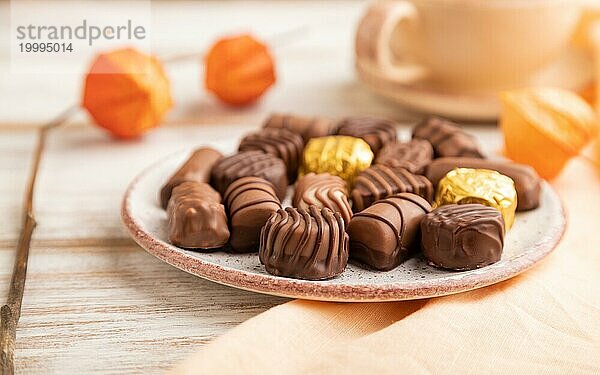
[0,1,501,373]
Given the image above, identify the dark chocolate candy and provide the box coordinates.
[293,173,352,225]
[167,182,229,249]
[223,176,282,253]
[259,206,349,280]
[335,116,398,155]
[351,165,433,212]
[375,139,433,174]
[210,151,288,200]
[425,157,541,211]
[412,116,484,158]
[160,147,223,208]
[347,193,431,271]
[420,204,505,270]
[263,113,334,142]
[238,128,304,183]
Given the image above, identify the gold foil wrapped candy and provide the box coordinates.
[300,136,374,186]
[435,168,517,229]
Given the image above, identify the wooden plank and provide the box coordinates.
[4,245,286,374]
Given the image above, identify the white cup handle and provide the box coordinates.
[356,1,421,80]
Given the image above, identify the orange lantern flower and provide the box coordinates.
[205,34,276,106]
[82,48,173,138]
[500,87,599,179]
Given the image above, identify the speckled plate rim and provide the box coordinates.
[121,153,566,302]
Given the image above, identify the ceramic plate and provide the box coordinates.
[122,150,565,302]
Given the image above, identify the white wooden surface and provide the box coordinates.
[0,1,497,373]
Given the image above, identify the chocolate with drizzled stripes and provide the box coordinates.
[238,128,304,183]
[224,176,282,253]
[293,173,352,225]
[259,206,349,280]
[210,150,288,200]
[421,204,505,270]
[375,139,433,174]
[347,193,431,271]
[351,164,433,212]
[263,113,334,142]
[335,116,398,155]
[412,116,484,158]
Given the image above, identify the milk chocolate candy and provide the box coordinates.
[348,193,431,271]
[421,204,505,270]
[263,113,334,142]
[160,147,223,208]
[167,182,229,249]
[375,139,434,174]
[293,173,352,225]
[335,116,398,155]
[412,116,484,158]
[351,165,433,212]
[259,206,349,280]
[238,128,304,183]
[210,151,288,200]
[223,177,282,253]
[425,157,541,211]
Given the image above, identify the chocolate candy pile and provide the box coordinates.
[160,114,542,280]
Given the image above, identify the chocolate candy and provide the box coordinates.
[435,168,517,229]
[293,173,352,225]
[210,151,288,200]
[238,128,304,183]
[259,206,349,280]
[412,116,484,158]
[375,139,433,174]
[347,193,431,271]
[351,165,433,212]
[167,182,229,249]
[335,116,398,155]
[425,157,541,211]
[301,136,373,186]
[160,147,223,208]
[263,113,334,142]
[223,177,282,253]
[421,204,505,270]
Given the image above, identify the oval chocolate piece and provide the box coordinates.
[259,206,349,280]
[238,128,304,183]
[351,165,433,212]
[412,116,484,158]
[347,193,431,271]
[421,204,505,271]
[263,113,334,142]
[224,176,282,253]
[160,147,223,208]
[167,182,229,249]
[375,139,433,174]
[210,151,288,200]
[335,116,398,155]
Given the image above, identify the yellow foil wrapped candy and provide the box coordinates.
[300,136,374,186]
[435,168,517,229]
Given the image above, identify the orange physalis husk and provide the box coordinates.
[500,87,600,180]
[82,48,173,139]
[205,34,276,106]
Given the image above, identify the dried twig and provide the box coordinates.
[0,105,79,375]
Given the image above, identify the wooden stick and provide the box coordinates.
[0,105,79,375]
[162,25,310,64]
